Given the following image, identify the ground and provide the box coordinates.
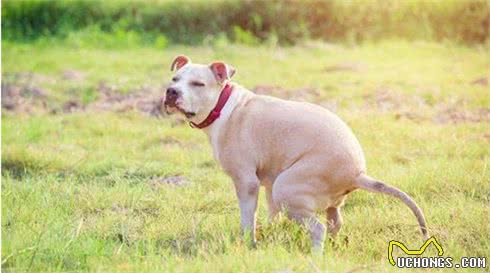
[2,40,489,273]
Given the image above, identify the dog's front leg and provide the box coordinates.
[233,175,260,247]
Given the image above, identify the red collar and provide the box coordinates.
[190,83,233,129]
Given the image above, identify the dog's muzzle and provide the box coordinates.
[163,88,196,118]
[164,87,180,107]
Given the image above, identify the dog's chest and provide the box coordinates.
[209,119,229,163]
[208,130,222,162]
[206,111,231,164]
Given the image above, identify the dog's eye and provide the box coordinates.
[191,81,205,87]
[172,77,179,82]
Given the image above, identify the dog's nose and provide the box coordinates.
[164,87,180,106]
[166,87,179,98]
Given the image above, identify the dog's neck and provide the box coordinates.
[198,83,253,160]
[188,83,232,128]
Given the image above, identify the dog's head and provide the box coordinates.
[164,55,236,121]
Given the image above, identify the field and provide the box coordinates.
[2,39,490,273]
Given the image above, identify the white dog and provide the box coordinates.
[164,55,428,251]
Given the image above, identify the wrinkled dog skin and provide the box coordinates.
[164,55,428,252]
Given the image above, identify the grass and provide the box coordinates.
[2,40,489,272]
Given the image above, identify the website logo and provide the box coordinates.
[388,237,486,269]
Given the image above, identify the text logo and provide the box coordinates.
[388,237,443,266]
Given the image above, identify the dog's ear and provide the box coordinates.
[171,55,191,71]
[209,62,236,83]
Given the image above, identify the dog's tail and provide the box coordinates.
[355,174,429,239]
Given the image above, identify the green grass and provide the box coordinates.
[2,40,489,272]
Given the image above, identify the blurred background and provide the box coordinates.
[2,1,489,273]
[3,0,489,47]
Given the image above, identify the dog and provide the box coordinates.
[163,55,428,251]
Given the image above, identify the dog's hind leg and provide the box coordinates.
[326,207,343,238]
[289,212,326,253]
[265,185,279,222]
[272,167,326,252]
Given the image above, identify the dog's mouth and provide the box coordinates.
[164,103,196,119]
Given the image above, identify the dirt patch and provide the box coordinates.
[158,136,183,146]
[1,73,52,114]
[362,87,430,122]
[62,100,83,113]
[394,111,426,122]
[364,87,430,122]
[7,72,57,85]
[324,62,367,73]
[470,77,489,86]
[2,73,165,116]
[434,107,490,124]
[364,89,403,111]
[363,87,429,112]
[363,87,490,124]
[62,69,85,81]
[87,82,164,116]
[150,175,189,187]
